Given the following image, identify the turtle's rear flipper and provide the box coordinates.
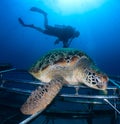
[20,77,67,115]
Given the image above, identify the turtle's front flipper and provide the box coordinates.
[20,77,67,115]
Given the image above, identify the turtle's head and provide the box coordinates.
[77,56,109,90]
[83,65,109,90]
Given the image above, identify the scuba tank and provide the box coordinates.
[54,24,66,29]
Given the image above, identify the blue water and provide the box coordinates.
[0,0,120,76]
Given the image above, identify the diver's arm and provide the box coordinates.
[18,18,44,33]
[54,38,60,45]
[68,37,74,46]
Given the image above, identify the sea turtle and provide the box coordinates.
[21,48,108,115]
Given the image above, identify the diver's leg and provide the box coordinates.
[30,7,48,28]
[18,18,44,33]
[44,14,48,28]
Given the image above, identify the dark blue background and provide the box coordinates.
[0,0,120,75]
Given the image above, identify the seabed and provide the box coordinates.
[0,64,120,124]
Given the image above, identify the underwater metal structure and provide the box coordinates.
[0,65,120,124]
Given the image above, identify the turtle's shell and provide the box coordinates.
[29,48,92,83]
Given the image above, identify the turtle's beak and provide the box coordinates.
[96,75,109,90]
[92,75,109,90]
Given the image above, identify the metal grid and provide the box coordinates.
[0,68,120,124]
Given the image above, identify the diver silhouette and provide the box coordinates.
[18,7,80,48]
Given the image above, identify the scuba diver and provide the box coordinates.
[18,7,80,48]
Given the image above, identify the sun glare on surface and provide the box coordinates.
[40,0,108,15]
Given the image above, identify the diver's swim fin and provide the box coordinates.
[18,18,26,26]
[18,18,35,28]
[30,7,47,16]
[20,77,66,115]
[18,18,24,25]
